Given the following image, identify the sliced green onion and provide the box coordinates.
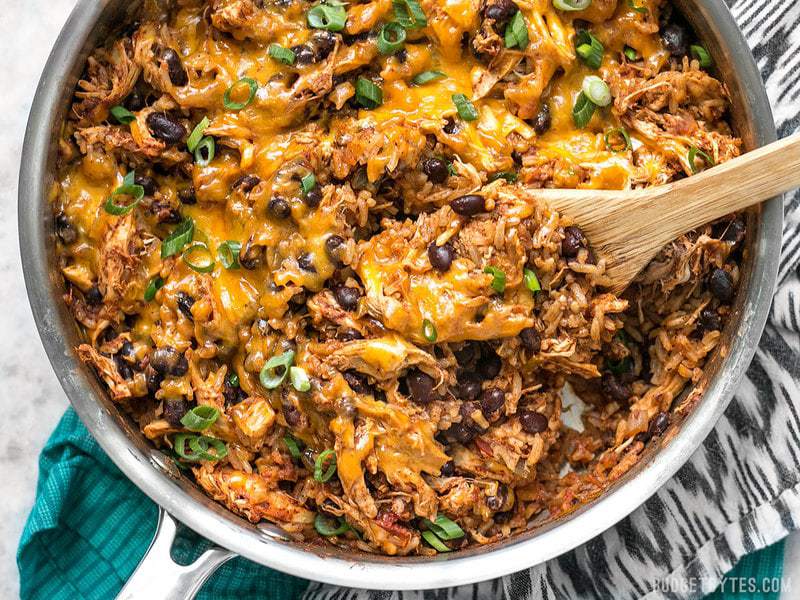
[223,77,258,110]
[552,0,592,11]
[393,0,427,29]
[194,136,215,166]
[284,435,302,459]
[504,12,529,50]
[188,435,228,461]
[627,0,647,13]
[423,514,465,540]
[110,105,136,124]
[314,449,337,482]
[217,240,242,270]
[691,45,713,68]
[606,355,632,375]
[307,2,347,31]
[289,366,311,392]
[489,171,517,183]
[452,93,478,121]
[268,44,296,65]
[300,173,316,195]
[227,372,240,387]
[575,30,604,69]
[582,75,612,107]
[422,318,437,342]
[187,117,210,153]
[161,218,194,258]
[524,268,541,293]
[355,77,383,109]
[623,45,638,61]
[447,161,457,176]
[180,405,220,431]
[174,433,202,461]
[688,147,715,174]
[144,276,164,302]
[104,171,145,216]
[572,92,596,128]
[412,70,446,85]
[182,242,215,273]
[484,266,507,293]
[260,350,295,389]
[604,127,631,152]
[314,513,349,536]
[378,22,407,54]
[421,529,451,552]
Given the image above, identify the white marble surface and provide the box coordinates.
[0,2,797,599]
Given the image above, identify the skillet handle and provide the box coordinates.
[116,507,236,600]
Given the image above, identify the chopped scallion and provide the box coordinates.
[268,43,296,65]
[223,77,258,110]
[552,0,592,11]
[110,105,136,124]
[688,146,715,174]
[182,242,215,273]
[217,240,242,270]
[259,350,295,389]
[484,266,506,293]
[284,435,302,459]
[412,70,446,85]
[104,171,145,216]
[289,366,311,392]
[314,449,337,482]
[180,405,220,431]
[572,91,596,128]
[452,93,478,121]
[307,2,347,31]
[300,173,317,195]
[393,0,427,29]
[604,127,631,152]
[628,0,647,13]
[422,514,465,540]
[422,318,437,342]
[421,529,451,552]
[144,276,164,302]
[524,268,541,293]
[187,117,210,153]
[575,30,604,69]
[377,22,406,54]
[355,77,383,109]
[623,45,638,61]
[691,44,713,68]
[489,171,517,183]
[194,136,215,166]
[504,12,529,50]
[582,75,612,107]
[314,513,350,536]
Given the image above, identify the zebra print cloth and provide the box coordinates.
[304,1,800,598]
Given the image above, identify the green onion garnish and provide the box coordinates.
[606,356,632,375]
[174,434,228,462]
[182,242,215,273]
[180,405,220,431]
[355,77,383,109]
[393,0,427,29]
[423,514,465,540]
[422,318,437,342]
[623,45,638,61]
[572,91,596,128]
[504,12,529,50]
[260,350,295,389]
[300,173,316,195]
[314,449,337,482]
[489,171,517,183]
[223,77,258,110]
[452,93,478,121]
[524,268,541,293]
[187,117,210,153]
[217,240,242,270]
[110,105,136,124]
[104,171,145,216]
[284,435,302,458]
[552,0,591,11]
[421,529,451,552]
[688,147,715,174]
[691,45,713,68]
[227,372,239,387]
[194,136,215,166]
[314,513,350,536]
[575,30,604,69]
[268,44,296,65]
[604,127,631,152]
[628,0,647,13]
[484,266,506,293]
[307,2,347,31]
[289,366,311,392]
[378,22,407,54]
[161,218,195,259]
[412,70,446,85]
[582,75,612,107]
[144,276,164,302]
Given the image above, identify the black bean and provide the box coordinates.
[283,403,303,428]
[494,510,513,524]
[454,372,483,401]
[146,367,162,394]
[304,186,322,208]
[291,44,317,65]
[134,173,158,197]
[334,286,361,311]
[519,410,548,434]
[442,118,461,135]
[698,308,722,332]
[446,422,477,443]
[480,388,506,415]
[649,411,670,436]
[146,112,186,145]
[268,197,291,219]
[396,48,408,63]
[119,341,136,362]
[325,235,345,264]
[454,342,481,366]
[562,226,587,258]
[531,102,552,135]
[406,369,435,404]
[661,23,689,57]
[311,31,336,60]
[114,354,133,380]
[601,373,631,402]
[298,252,316,272]
[123,88,145,112]
[150,346,188,377]
[163,398,189,426]
[343,370,371,394]
[477,350,502,380]
[223,378,245,407]
[451,194,487,216]
[178,187,197,205]
[176,292,195,320]
[519,327,541,351]
[486,484,508,511]
[421,158,450,184]
[483,0,517,24]
[85,285,103,306]
[439,460,456,476]
[459,401,486,432]
[55,213,77,244]
[161,48,189,86]
[337,328,364,341]
[233,174,261,193]
[427,243,455,272]
[709,268,734,303]
[723,218,746,245]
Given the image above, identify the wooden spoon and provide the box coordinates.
[532,134,800,294]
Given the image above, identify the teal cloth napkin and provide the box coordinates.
[16,408,785,599]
